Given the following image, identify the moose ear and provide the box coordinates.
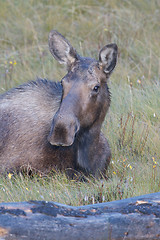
[48,30,79,69]
[99,44,118,75]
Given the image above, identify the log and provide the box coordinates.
[0,192,160,240]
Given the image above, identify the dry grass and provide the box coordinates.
[0,0,160,204]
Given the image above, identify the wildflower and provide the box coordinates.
[8,173,13,179]
[113,171,116,175]
[125,164,133,170]
[153,165,156,169]
[26,187,29,191]
[137,79,141,84]
[9,60,17,65]
[152,157,157,164]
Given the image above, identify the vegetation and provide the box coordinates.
[0,0,159,205]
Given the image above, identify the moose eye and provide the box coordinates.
[60,80,64,86]
[93,85,100,93]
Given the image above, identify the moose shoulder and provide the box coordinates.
[0,30,118,178]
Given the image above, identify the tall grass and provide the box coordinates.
[0,0,159,204]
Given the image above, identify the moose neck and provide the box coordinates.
[75,95,110,175]
[75,125,100,173]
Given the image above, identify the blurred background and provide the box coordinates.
[0,0,160,204]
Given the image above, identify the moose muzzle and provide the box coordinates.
[48,113,80,147]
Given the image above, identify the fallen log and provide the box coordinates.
[0,192,160,240]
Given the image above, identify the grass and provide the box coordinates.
[0,0,160,205]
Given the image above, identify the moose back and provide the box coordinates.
[0,30,118,177]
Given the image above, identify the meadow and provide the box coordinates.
[0,0,159,205]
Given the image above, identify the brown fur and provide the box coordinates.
[0,30,118,177]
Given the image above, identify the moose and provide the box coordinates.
[0,30,118,177]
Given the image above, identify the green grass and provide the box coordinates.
[0,0,160,204]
